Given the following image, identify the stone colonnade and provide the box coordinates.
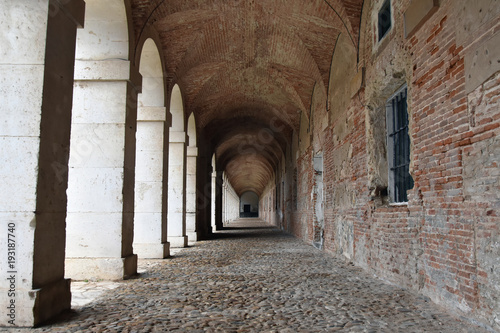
[223,173,240,225]
[0,0,236,327]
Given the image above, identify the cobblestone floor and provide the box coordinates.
[9,219,490,332]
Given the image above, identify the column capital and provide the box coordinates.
[74,60,142,89]
[169,130,187,143]
[137,106,167,122]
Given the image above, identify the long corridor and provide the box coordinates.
[15,219,487,333]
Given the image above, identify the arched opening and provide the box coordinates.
[186,113,198,242]
[240,191,260,218]
[167,84,188,247]
[66,0,138,280]
[133,38,168,258]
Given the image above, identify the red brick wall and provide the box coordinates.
[279,0,500,329]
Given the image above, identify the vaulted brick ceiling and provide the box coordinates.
[131,0,363,196]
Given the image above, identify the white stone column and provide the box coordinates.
[186,147,198,243]
[65,60,140,280]
[0,0,84,326]
[168,131,188,247]
[133,106,169,258]
[223,176,228,225]
[211,170,217,232]
[215,171,224,230]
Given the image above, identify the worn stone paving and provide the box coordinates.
[9,219,490,332]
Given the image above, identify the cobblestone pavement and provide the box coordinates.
[9,219,491,332]
[69,248,185,307]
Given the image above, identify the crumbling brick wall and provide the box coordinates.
[263,0,500,329]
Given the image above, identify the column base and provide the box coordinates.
[33,278,72,326]
[1,278,71,327]
[134,242,170,259]
[65,254,137,281]
[186,231,198,244]
[168,236,188,248]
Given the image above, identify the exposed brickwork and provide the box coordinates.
[130,0,363,198]
[262,0,500,330]
[127,0,500,329]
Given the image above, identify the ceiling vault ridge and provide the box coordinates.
[134,0,167,58]
[322,0,357,47]
[129,0,365,194]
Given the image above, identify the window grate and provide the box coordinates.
[387,86,414,203]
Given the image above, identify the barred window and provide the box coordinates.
[386,85,414,203]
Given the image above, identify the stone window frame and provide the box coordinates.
[365,74,412,207]
[378,0,392,42]
[371,0,395,55]
[385,84,414,204]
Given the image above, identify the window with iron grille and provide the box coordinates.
[386,85,414,203]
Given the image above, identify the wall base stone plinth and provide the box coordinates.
[134,243,169,259]
[168,236,188,248]
[65,255,137,281]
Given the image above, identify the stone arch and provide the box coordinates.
[74,1,129,60]
[328,32,357,125]
[137,39,165,106]
[168,84,188,247]
[240,191,260,217]
[66,0,139,280]
[187,112,197,147]
[133,38,169,258]
[170,84,185,131]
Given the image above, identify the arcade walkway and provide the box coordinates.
[14,219,487,332]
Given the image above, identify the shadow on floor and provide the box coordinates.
[221,226,276,230]
[210,220,291,240]
[209,230,288,240]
